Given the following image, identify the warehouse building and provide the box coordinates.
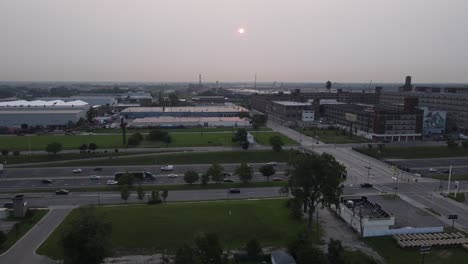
[128,117,250,128]
[266,101,313,127]
[121,105,248,119]
[0,100,89,128]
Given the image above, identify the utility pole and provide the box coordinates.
[447,165,452,195]
[393,165,399,197]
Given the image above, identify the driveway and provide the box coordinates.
[0,206,73,264]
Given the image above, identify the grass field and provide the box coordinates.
[297,128,369,144]
[37,199,305,259]
[365,236,468,264]
[448,193,466,203]
[90,126,272,133]
[27,150,294,167]
[0,209,48,254]
[251,132,297,145]
[429,174,468,181]
[355,146,468,159]
[0,132,294,150]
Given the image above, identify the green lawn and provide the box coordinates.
[365,236,468,264]
[37,199,305,259]
[428,174,468,181]
[355,146,468,159]
[0,209,49,254]
[0,131,291,151]
[90,127,272,133]
[448,193,466,203]
[297,128,369,144]
[251,132,297,145]
[28,150,294,167]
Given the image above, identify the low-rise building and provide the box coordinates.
[267,101,312,126]
[121,105,248,119]
[128,116,250,128]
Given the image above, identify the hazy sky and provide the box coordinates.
[1,0,468,83]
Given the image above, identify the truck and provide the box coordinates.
[114,171,156,181]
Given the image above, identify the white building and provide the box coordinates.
[128,116,251,128]
[0,100,89,128]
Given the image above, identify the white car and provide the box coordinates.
[72,169,82,173]
[167,174,178,178]
[161,165,174,171]
[429,168,437,172]
[106,180,118,185]
[90,175,101,180]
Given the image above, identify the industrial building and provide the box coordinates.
[266,101,313,127]
[191,96,226,104]
[39,95,117,106]
[0,100,89,128]
[323,98,423,142]
[121,106,248,119]
[128,117,250,128]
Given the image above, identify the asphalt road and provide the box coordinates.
[389,157,468,176]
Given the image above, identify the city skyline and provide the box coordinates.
[1,0,468,83]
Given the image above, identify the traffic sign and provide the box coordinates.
[448,215,458,220]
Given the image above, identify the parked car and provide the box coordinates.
[229,188,241,194]
[272,177,283,182]
[3,202,13,209]
[89,175,101,180]
[106,180,118,185]
[223,178,234,183]
[161,165,174,171]
[267,162,278,166]
[55,189,70,195]
[167,174,178,178]
[41,178,53,184]
[429,168,437,172]
[72,168,82,173]
[360,183,373,188]
[94,168,103,172]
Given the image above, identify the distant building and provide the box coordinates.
[121,105,248,119]
[267,101,312,126]
[192,96,226,104]
[0,100,89,128]
[118,91,153,105]
[128,116,250,128]
[39,95,117,106]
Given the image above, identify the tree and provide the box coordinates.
[147,129,169,141]
[79,144,88,153]
[206,163,224,183]
[1,149,8,156]
[232,128,247,143]
[161,190,168,203]
[184,170,200,184]
[118,172,136,186]
[201,173,210,185]
[127,135,140,146]
[61,208,112,264]
[245,238,262,261]
[46,142,62,155]
[174,243,196,264]
[88,143,98,152]
[194,233,226,264]
[251,114,266,129]
[259,164,276,182]
[0,230,6,247]
[235,163,253,184]
[283,152,345,231]
[239,111,250,118]
[168,92,179,106]
[327,239,347,264]
[287,230,327,264]
[269,135,284,152]
[136,185,145,200]
[120,185,130,203]
[86,108,95,122]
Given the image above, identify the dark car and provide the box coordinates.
[94,168,103,172]
[55,189,70,195]
[272,177,283,182]
[3,202,13,209]
[229,188,241,194]
[42,179,53,184]
[360,183,374,188]
[223,178,234,183]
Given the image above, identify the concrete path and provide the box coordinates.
[0,206,74,264]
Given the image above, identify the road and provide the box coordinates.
[0,163,287,191]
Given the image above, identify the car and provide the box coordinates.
[161,165,174,171]
[272,177,283,182]
[223,172,232,177]
[106,180,118,185]
[3,202,13,209]
[223,178,234,183]
[55,189,70,195]
[41,178,53,184]
[167,174,178,178]
[267,162,278,166]
[72,168,82,173]
[429,168,437,172]
[229,188,241,194]
[94,168,103,171]
[89,175,101,180]
[360,183,374,188]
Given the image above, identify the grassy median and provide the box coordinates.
[37,199,304,259]
[355,146,468,159]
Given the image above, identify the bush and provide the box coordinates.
[1,149,8,156]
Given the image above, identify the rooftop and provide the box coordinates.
[121,106,248,113]
[0,109,85,114]
[131,116,249,123]
[342,196,391,219]
[0,100,88,108]
[272,101,311,106]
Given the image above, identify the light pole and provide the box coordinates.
[393,166,399,197]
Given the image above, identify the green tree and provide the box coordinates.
[206,163,224,183]
[147,129,169,141]
[88,143,98,152]
[118,172,136,186]
[269,135,284,152]
[245,238,262,261]
[327,239,347,264]
[251,114,266,129]
[168,92,179,106]
[174,243,195,264]
[136,185,145,200]
[61,208,112,264]
[201,173,210,185]
[259,164,276,182]
[194,233,226,264]
[78,144,87,153]
[232,128,248,143]
[46,142,62,155]
[161,190,168,203]
[1,149,8,156]
[184,170,200,184]
[283,152,345,231]
[120,185,130,203]
[235,163,253,184]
